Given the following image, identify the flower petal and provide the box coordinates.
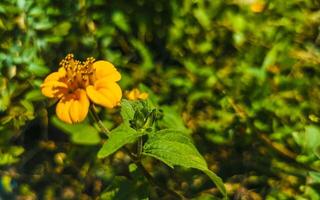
[41,81,68,98]
[69,89,89,123]
[86,85,114,108]
[44,68,66,82]
[56,96,73,124]
[97,82,122,104]
[93,60,121,81]
[139,92,148,100]
[41,69,68,98]
[55,89,89,124]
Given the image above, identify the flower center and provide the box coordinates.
[59,54,96,90]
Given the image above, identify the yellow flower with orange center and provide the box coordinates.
[41,54,122,124]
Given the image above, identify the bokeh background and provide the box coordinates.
[1,0,320,199]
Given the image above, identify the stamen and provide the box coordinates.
[59,54,96,89]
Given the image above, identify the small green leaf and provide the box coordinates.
[1,175,12,192]
[143,129,227,198]
[130,39,154,72]
[293,126,320,157]
[20,100,34,113]
[120,99,135,123]
[309,171,320,184]
[112,11,130,33]
[0,94,10,112]
[303,126,320,154]
[314,146,320,160]
[0,146,24,166]
[8,146,24,156]
[194,8,210,29]
[28,63,49,76]
[33,20,53,30]
[51,116,100,145]
[25,89,46,101]
[98,124,144,158]
[53,22,71,36]
[0,154,18,166]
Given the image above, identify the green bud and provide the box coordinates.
[143,109,156,129]
[130,110,146,130]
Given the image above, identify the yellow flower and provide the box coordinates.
[126,88,148,100]
[41,54,122,124]
[250,2,265,13]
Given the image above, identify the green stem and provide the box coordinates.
[137,136,143,159]
[90,104,111,136]
[89,105,185,200]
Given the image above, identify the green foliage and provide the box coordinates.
[143,129,227,198]
[294,126,320,155]
[0,146,24,166]
[100,169,150,200]
[120,99,136,123]
[51,116,100,145]
[97,124,143,158]
[158,106,190,133]
[0,0,320,199]
[143,129,206,169]
[98,99,227,198]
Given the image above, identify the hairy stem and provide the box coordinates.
[89,105,185,200]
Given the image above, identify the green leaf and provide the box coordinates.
[25,89,46,101]
[8,146,24,156]
[203,170,227,199]
[51,116,100,145]
[0,153,19,166]
[309,171,320,184]
[143,129,227,198]
[112,11,130,33]
[314,146,320,160]
[53,22,71,36]
[98,124,144,158]
[28,63,49,76]
[130,39,154,72]
[120,99,135,123]
[303,126,320,154]
[293,126,320,156]
[194,8,210,29]
[20,99,34,113]
[1,175,13,192]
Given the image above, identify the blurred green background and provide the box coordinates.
[1,0,320,199]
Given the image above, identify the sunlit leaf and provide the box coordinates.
[120,99,135,123]
[143,129,227,198]
[98,124,144,158]
[112,11,130,33]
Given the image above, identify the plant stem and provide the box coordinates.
[137,136,143,159]
[89,105,185,200]
[259,133,297,160]
[90,104,111,136]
